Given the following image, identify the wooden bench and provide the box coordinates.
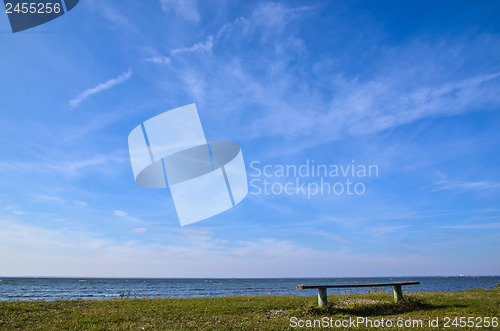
[296,281,420,307]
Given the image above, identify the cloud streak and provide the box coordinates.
[434,180,500,191]
[144,35,213,66]
[0,220,473,277]
[0,152,128,177]
[159,0,200,22]
[69,68,132,108]
[114,210,143,224]
[143,3,500,154]
[438,222,500,230]
[171,35,213,55]
[144,56,171,64]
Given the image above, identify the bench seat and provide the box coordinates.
[296,281,420,306]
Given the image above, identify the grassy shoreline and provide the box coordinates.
[0,289,499,330]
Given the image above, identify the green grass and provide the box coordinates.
[0,289,498,330]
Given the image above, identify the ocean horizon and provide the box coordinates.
[1,276,498,302]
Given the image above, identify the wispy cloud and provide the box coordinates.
[434,180,500,191]
[313,230,349,243]
[0,218,497,277]
[114,210,128,217]
[369,225,412,237]
[152,3,500,153]
[159,0,200,22]
[114,210,143,224]
[144,56,171,65]
[171,35,213,55]
[251,2,289,28]
[86,0,141,36]
[233,68,500,148]
[36,195,65,203]
[331,71,500,136]
[12,211,27,215]
[251,2,316,29]
[178,230,214,240]
[0,220,111,255]
[69,68,132,108]
[438,222,500,230]
[138,4,500,170]
[0,152,128,177]
[180,70,206,100]
[144,35,213,66]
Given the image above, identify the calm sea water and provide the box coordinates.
[0,276,498,301]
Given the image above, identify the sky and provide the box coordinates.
[0,0,499,278]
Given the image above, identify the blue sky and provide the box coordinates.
[0,0,499,277]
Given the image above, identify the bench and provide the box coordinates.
[296,281,420,307]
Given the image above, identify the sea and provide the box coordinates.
[0,276,498,301]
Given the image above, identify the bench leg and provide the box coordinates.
[318,288,327,307]
[393,285,403,302]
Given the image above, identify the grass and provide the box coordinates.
[0,289,498,330]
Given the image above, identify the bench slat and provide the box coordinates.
[296,281,419,289]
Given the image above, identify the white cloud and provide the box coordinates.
[159,0,200,22]
[1,221,473,277]
[114,210,143,224]
[181,70,205,100]
[313,230,349,243]
[171,35,213,55]
[59,153,128,174]
[36,195,65,203]
[251,2,317,29]
[97,4,129,27]
[178,230,214,239]
[339,71,500,135]
[216,60,500,151]
[252,2,288,28]
[0,152,128,177]
[434,180,500,191]
[0,220,110,255]
[69,68,132,108]
[132,228,148,234]
[144,56,171,65]
[147,8,500,154]
[86,0,141,36]
[438,222,500,230]
[142,35,212,72]
[370,225,412,237]
[114,210,128,217]
[12,211,27,215]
